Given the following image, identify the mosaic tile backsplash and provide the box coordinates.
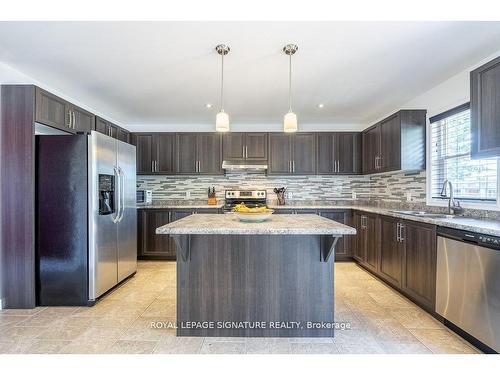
[137,170,427,204]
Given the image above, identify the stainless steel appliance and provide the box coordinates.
[436,227,500,353]
[36,131,137,305]
[137,189,153,204]
[223,190,267,212]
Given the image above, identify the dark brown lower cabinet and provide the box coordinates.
[318,210,351,261]
[137,208,220,260]
[401,221,437,310]
[379,215,403,287]
[353,212,437,312]
[353,212,379,272]
[138,209,175,260]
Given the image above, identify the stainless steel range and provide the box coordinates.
[223,190,267,212]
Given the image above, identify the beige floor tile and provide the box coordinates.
[290,342,339,354]
[154,336,204,354]
[0,326,49,341]
[141,300,176,318]
[0,340,32,353]
[119,317,173,341]
[21,339,72,354]
[389,308,443,330]
[58,339,116,354]
[35,324,88,341]
[0,315,29,327]
[245,338,292,354]
[0,307,46,316]
[78,326,128,341]
[106,340,158,354]
[377,341,432,354]
[409,329,480,354]
[200,341,246,354]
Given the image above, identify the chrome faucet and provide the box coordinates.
[440,179,463,215]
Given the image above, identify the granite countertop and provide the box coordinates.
[156,213,357,235]
[270,203,500,237]
[137,201,224,209]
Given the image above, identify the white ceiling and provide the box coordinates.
[1,21,500,130]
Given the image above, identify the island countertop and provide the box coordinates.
[156,213,356,235]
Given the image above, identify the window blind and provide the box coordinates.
[430,105,497,202]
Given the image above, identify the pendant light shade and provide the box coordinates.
[283,111,298,133]
[283,44,298,133]
[215,44,230,132]
[216,111,230,132]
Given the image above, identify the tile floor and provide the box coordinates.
[0,261,480,354]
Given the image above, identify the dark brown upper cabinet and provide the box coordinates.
[132,133,175,174]
[471,55,500,159]
[222,132,268,161]
[35,87,96,134]
[69,104,95,133]
[35,88,71,132]
[316,132,361,175]
[268,132,316,175]
[175,133,222,175]
[362,109,426,174]
[95,116,130,143]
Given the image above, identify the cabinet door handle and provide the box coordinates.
[396,223,401,242]
[337,160,340,173]
[152,161,155,172]
[243,146,245,158]
[245,146,248,159]
[168,211,171,221]
[67,110,71,128]
[292,160,295,173]
[400,224,405,242]
[154,161,157,172]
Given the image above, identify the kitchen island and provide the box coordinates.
[156,214,356,337]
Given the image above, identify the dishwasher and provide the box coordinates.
[436,226,500,353]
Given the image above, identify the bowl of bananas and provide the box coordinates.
[232,203,275,222]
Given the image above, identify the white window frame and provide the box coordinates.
[426,105,500,211]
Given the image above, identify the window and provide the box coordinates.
[429,103,498,204]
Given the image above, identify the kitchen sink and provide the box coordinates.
[390,210,455,219]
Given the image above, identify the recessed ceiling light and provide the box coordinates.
[205,103,212,109]
[317,103,325,109]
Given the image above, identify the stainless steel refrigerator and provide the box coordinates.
[36,131,137,305]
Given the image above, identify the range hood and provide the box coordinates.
[222,160,268,171]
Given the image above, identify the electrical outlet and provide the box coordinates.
[186,191,191,198]
[352,192,357,200]
[406,192,412,202]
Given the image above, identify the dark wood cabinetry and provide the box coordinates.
[353,212,379,272]
[137,208,220,260]
[35,87,71,132]
[318,210,351,260]
[175,133,222,175]
[355,213,437,312]
[132,133,175,174]
[95,116,130,143]
[362,110,426,174]
[379,215,403,287]
[70,104,95,133]
[471,55,500,159]
[222,132,267,161]
[268,133,316,175]
[401,221,436,310]
[317,132,361,174]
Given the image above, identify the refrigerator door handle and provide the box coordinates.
[117,167,125,222]
[112,166,121,223]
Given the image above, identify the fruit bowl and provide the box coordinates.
[233,209,275,223]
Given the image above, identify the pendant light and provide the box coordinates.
[283,43,298,133]
[215,44,230,132]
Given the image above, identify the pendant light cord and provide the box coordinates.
[288,52,292,112]
[220,51,224,112]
